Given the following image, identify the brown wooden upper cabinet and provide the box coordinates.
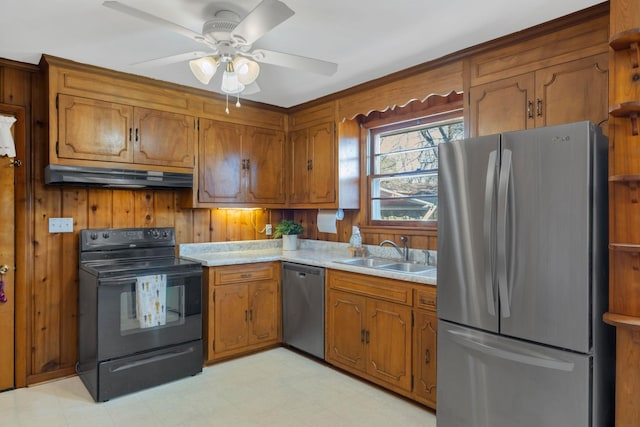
[289,122,336,205]
[467,14,609,137]
[57,94,195,168]
[287,102,360,209]
[196,118,286,206]
[469,53,609,136]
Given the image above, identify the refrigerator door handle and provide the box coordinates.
[483,150,498,316]
[445,328,575,372]
[497,149,512,318]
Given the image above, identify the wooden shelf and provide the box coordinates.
[603,312,640,330]
[610,28,640,51]
[610,243,640,252]
[610,29,640,69]
[610,175,640,182]
[610,102,640,136]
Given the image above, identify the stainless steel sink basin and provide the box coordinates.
[378,263,436,274]
[334,257,393,268]
[333,258,435,275]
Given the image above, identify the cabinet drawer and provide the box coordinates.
[214,263,277,285]
[327,269,412,306]
[415,287,437,312]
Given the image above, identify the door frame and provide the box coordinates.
[0,103,28,388]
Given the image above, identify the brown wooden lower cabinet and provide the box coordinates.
[203,262,281,362]
[413,285,438,408]
[326,269,437,408]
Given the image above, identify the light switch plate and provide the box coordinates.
[49,217,74,233]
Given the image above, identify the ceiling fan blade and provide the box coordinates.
[231,0,294,45]
[242,81,261,95]
[131,51,210,67]
[103,1,203,42]
[252,49,338,76]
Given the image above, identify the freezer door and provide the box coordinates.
[438,134,500,332]
[437,321,591,427]
[499,122,596,353]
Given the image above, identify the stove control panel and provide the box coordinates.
[80,227,175,251]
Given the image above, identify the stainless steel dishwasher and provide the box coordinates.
[282,262,325,360]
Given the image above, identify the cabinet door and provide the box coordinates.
[366,299,412,391]
[57,94,133,163]
[288,128,309,204]
[214,283,249,353]
[308,122,336,204]
[468,74,535,137]
[414,309,437,408]
[326,290,367,372]
[248,279,280,345]
[133,107,195,168]
[245,126,286,204]
[534,53,609,128]
[198,119,244,203]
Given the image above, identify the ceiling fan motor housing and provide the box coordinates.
[202,10,242,44]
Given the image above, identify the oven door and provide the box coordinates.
[96,268,202,361]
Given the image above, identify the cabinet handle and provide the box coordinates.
[365,330,370,344]
[129,127,133,141]
[527,101,534,119]
[249,309,253,321]
[240,273,252,279]
[307,159,313,170]
[245,310,248,321]
[536,98,543,117]
[425,349,431,365]
[361,329,365,343]
[245,159,251,170]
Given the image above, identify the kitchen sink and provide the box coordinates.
[333,258,435,275]
[334,257,393,268]
[378,263,436,274]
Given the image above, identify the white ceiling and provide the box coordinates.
[0,0,603,108]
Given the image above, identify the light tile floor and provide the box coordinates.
[0,348,437,427]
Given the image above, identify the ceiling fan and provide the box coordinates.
[103,0,338,110]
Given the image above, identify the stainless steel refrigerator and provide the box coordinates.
[436,122,614,427]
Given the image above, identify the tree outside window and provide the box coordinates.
[370,118,464,225]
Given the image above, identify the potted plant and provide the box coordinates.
[274,220,304,251]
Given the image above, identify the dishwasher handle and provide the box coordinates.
[282,262,325,278]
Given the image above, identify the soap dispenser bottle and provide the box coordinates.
[349,226,362,248]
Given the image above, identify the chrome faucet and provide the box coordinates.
[379,236,410,261]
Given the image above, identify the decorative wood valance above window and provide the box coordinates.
[337,60,463,122]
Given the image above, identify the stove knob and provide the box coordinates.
[151,229,160,238]
[90,232,98,240]
[162,230,169,238]
[102,232,110,239]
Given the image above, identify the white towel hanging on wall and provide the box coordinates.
[0,115,16,158]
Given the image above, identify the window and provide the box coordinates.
[368,114,464,226]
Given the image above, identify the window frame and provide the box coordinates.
[364,100,463,229]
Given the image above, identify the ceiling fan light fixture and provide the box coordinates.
[221,61,245,94]
[232,56,260,85]
[189,56,219,84]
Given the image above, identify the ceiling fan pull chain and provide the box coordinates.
[225,94,230,115]
[236,93,241,109]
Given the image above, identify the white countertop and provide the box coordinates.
[179,239,437,286]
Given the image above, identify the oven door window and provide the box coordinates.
[97,269,202,361]
[120,280,185,335]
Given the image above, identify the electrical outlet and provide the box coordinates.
[265,224,273,235]
[49,217,74,233]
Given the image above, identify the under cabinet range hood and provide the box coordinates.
[44,165,193,189]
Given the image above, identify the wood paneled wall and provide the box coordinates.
[29,184,277,381]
